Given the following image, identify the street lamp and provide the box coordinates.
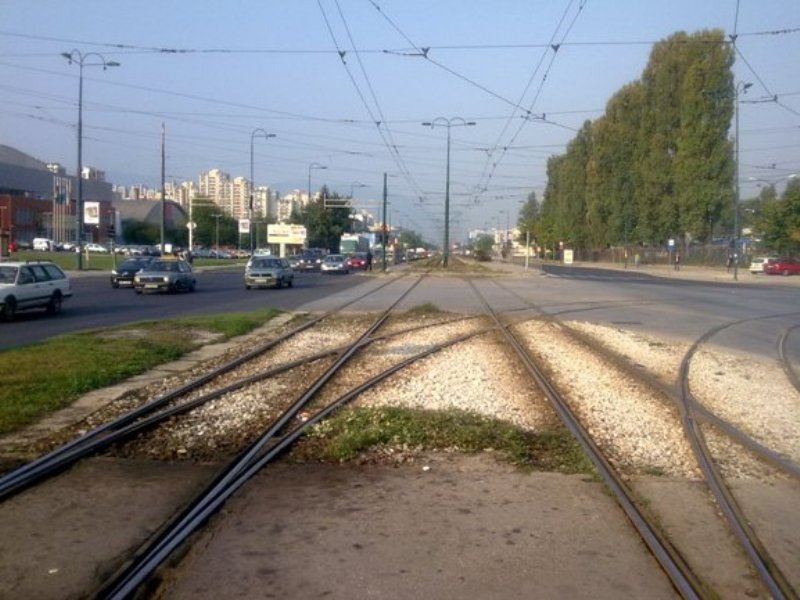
[213,213,222,253]
[307,162,327,206]
[62,49,120,270]
[422,117,476,267]
[733,80,752,281]
[249,129,276,252]
[349,181,367,233]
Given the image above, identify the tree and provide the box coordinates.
[300,186,350,251]
[759,178,800,255]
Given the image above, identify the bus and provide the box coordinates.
[340,234,370,255]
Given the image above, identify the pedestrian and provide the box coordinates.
[634,252,640,268]
[674,251,680,271]
[726,254,733,273]
[366,250,373,271]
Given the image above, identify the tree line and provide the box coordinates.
[520,30,740,256]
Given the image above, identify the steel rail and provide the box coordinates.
[96,324,497,600]
[97,275,426,599]
[679,320,799,600]
[467,278,707,600]
[0,308,478,500]
[0,273,408,499]
[490,279,800,481]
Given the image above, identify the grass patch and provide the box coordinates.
[0,308,281,435]
[291,406,594,473]
[403,303,443,316]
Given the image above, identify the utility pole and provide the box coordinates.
[382,172,387,272]
[160,122,166,253]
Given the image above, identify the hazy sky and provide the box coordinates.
[1,1,798,243]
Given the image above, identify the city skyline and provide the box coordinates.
[2,1,798,244]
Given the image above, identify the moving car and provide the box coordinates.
[110,257,153,288]
[0,260,72,320]
[294,250,325,271]
[85,242,110,253]
[133,259,196,293]
[244,257,294,289]
[763,257,800,276]
[321,254,349,274]
[346,252,370,270]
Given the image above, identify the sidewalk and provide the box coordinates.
[495,258,800,286]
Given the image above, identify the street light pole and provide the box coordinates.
[62,49,120,270]
[213,213,222,254]
[733,80,752,281]
[422,117,475,267]
[307,162,327,207]
[349,181,367,233]
[249,129,276,253]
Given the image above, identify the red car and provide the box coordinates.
[345,252,369,270]
[763,257,800,276]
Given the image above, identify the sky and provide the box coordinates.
[1,0,798,245]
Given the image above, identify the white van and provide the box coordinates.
[32,238,55,251]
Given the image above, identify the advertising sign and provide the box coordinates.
[84,202,100,225]
[238,218,251,234]
[267,224,307,245]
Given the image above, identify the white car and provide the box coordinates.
[0,261,73,320]
[85,243,110,253]
[749,256,775,274]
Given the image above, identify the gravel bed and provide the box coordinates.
[31,310,797,482]
[515,320,701,478]
[689,348,800,470]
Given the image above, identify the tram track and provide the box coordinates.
[1,268,797,599]
[487,276,800,598]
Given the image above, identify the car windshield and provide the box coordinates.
[252,259,281,268]
[150,261,179,271]
[119,260,145,269]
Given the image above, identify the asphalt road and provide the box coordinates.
[0,267,364,351]
[2,262,799,364]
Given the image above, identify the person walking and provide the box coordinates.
[674,251,681,271]
[366,250,373,271]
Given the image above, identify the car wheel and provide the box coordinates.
[111,281,119,288]
[46,292,62,315]
[287,278,294,288]
[245,284,251,290]
[135,288,142,295]
[783,269,790,276]
[189,281,196,292]
[2,297,16,321]
[276,278,283,289]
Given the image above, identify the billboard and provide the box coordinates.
[84,202,99,225]
[267,224,306,245]
[238,218,251,234]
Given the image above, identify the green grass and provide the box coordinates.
[0,308,280,435]
[291,406,594,473]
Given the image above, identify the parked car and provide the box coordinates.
[0,260,72,320]
[110,257,153,288]
[346,252,369,270]
[763,257,800,276]
[32,237,56,251]
[84,242,109,253]
[749,256,775,274]
[133,259,196,293]
[321,254,349,274]
[244,257,294,289]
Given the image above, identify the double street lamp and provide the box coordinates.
[62,49,120,270]
[249,129,276,251]
[422,117,475,267]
